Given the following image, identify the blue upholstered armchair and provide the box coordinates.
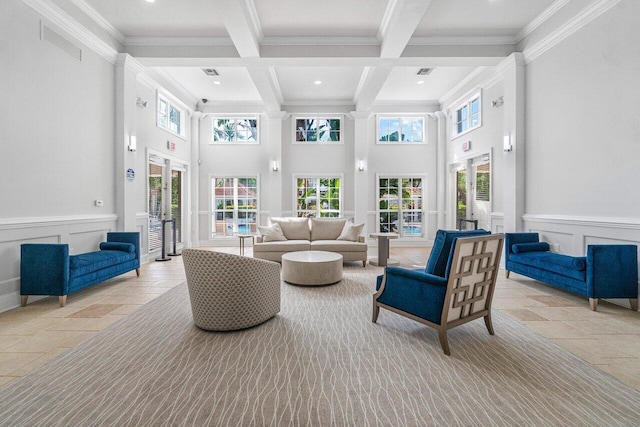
[373,229,504,355]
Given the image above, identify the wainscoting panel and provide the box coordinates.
[0,215,119,313]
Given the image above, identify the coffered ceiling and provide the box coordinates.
[77,0,558,110]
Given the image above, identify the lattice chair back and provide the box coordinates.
[442,234,504,326]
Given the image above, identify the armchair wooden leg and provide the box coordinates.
[438,329,450,356]
[630,299,638,311]
[21,295,28,307]
[484,314,495,335]
[136,268,140,277]
[372,302,380,323]
[505,270,510,279]
[589,298,598,311]
[59,295,67,308]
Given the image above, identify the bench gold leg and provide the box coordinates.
[589,298,598,311]
[59,295,67,307]
[21,295,28,307]
[630,299,638,311]
[136,268,140,277]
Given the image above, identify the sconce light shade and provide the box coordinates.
[503,134,512,152]
[358,160,365,171]
[272,160,278,171]
[128,135,137,152]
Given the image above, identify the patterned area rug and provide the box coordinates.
[1,264,639,426]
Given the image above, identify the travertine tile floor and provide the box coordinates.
[1,246,638,391]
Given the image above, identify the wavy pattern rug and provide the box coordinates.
[1,264,639,426]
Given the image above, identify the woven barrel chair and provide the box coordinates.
[182,249,281,331]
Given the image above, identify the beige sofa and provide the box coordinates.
[253,217,367,266]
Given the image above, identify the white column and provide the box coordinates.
[499,53,526,233]
[351,111,371,232]
[265,111,287,220]
[190,112,204,247]
[435,111,447,230]
[115,54,142,231]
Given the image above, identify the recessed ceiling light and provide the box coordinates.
[417,80,425,85]
[145,0,155,3]
[314,80,322,85]
[213,81,221,85]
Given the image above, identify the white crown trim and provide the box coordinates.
[124,36,234,46]
[68,0,126,44]
[516,0,571,43]
[439,67,486,107]
[261,36,380,46]
[408,36,517,46]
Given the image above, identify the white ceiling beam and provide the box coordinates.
[379,0,433,58]
[354,64,394,111]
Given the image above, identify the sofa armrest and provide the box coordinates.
[107,232,140,263]
[255,236,264,243]
[505,233,540,261]
[587,245,638,298]
[21,244,70,296]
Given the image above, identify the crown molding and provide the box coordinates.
[283,100,356,107]
[267,67,284,105]
[261,36,380,46]
[523,0,622,64]
[22,0,118,63]
[371,100,440,108]
[377,0,398,42]
[408,36,517,46]
[152,68,199,110]
[516,0,571,43]
[244,0,264,43]
[68,0,126,44]
[124,36,234,46]
[439,66,486,107]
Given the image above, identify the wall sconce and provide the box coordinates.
[136,97,148,109]
[358,160,365,171]
[492,96,504,108]
[272,160,279,171]
[128,135,137,152]
[503,134,512,152]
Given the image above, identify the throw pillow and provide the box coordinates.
[257,224,287,242]
[512,242,550,254]
[337,221,364,242]
[99,242,135,253]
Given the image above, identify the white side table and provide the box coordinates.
[237,234,254,256]
[369,232,399,267]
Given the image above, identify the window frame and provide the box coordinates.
[210,116,260,145]
[293,174,344,218]
[157,92,187,139]
[451,90,482,139]
[292,115,343,144]
[376,174,427,238]
[376,115,427,144]
[210,175,260,237]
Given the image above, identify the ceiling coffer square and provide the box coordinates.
[202,68,219,76]
[417,68,433,76]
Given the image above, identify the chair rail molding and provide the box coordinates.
[523,214,640,230]
[0,214,118,230]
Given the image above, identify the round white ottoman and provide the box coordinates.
[282,251,343,286]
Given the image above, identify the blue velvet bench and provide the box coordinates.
[20,232,141,307]
[505,233,638,311]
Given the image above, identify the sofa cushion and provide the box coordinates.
[257,224,287,242]
[99,242,135,253]
[337,221,364,242]
[310,218,348,241]
[510,252,587,281]
[310,240,367,252]
[253,240,310,252]
[425,229,490,277]
[69,250,136,278]
[270,218,311,240]
[512,242,550,254]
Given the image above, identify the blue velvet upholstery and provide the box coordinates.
[512,242,550,254]
[505,233,638,302]
[21,232,140,301]
[424,229,490,277]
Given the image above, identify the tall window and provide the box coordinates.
[295,177,341,217]
[377,116,425,143]
[294,117,342,143]
[453,91,481,138]
[157,93,186,138]
[378,176,424,237]
[212,177,258,236]
[475,163,490,202]
[212,118,258,143]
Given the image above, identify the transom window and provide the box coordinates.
[378,176,424,237]
[294,117,342,143]
[212,177,258,236]
[212,118,258,143]
[453,91,481,138]
[377,117,425,143]
[157,93,186,138]
[295,177,341,217]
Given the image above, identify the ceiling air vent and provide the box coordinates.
[417,68,433,76]
[202,68,219,76]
